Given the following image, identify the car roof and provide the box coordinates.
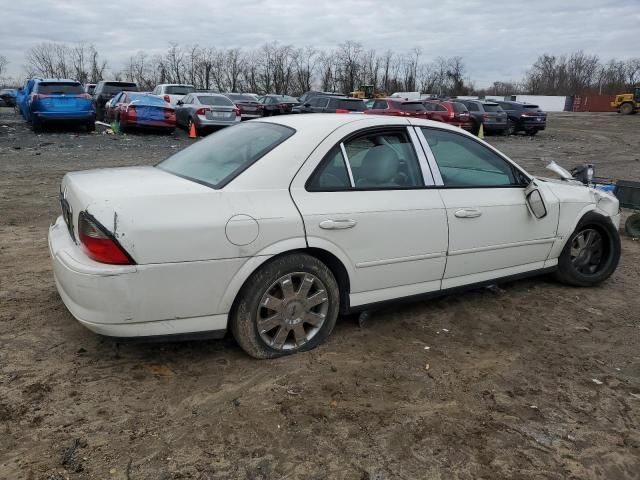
[158,83,194,87]
[193,92,228,97]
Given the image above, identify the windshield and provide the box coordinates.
[36,82,83,94]
[198,95,233,106]
[158,122,294,189]
[452,102,468,113]
[335,99,366,111]
[166,85,195,95]
[227,94,256,102]
[524,105,541,111]
[482,104,501,112]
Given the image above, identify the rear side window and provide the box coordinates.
[524,105,541,112]
[158,122,294,189]
[466,103,479,112]
[308,129,423,191]
[198,96,233,106]
[166,85,195,95]
[400,103,426,112]
[421,128,517,187]
[36,82,83,94]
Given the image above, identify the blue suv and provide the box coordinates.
[21,79,96,132]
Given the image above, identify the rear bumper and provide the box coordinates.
[483,122,508,131]
[129,120,175,129]
[195,116,241,128]
[520,119,546,130]
[241,113,262,120]
[33,111,95,121]
[48,216,231,338]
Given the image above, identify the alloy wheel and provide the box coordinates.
[257,272,329,351]
[570,228,605,275]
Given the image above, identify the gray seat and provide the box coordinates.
[355,145,401,188]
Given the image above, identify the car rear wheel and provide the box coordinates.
[525,128,538,136]
[555,212,621,287]
[506,120,517,135]
[230,253,340,359]
[86,120,95,132]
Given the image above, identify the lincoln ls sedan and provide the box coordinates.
[49,114,621,358]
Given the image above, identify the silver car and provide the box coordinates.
[175,93,241,134]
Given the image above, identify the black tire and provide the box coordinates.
[555,212,621,287]
[506,120,517,135]
[86,120,95,132]
[230,253,340,359]
[525,128,538,136]
[32,116,42,133]
[620,102,634,115]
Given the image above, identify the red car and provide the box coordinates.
[422,100,473,131]
[364,97,430,119]
[106,92,176,133]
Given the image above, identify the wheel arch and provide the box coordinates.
[219,244,353,316]
[548,205,616,259]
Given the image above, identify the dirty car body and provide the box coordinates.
[106,92,176,133]
[49,115,621,357]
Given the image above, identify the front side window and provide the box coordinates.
[421,128,520,187]
[307,129,423,191]
[158,122,294,189]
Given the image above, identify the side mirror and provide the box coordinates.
[176,100,183,106]
[526,189,547,219]
[304,103,311,108]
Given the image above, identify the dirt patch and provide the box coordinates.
[1,109,639,479]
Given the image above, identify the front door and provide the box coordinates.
[290,120,449,307]
[415,126,559,289]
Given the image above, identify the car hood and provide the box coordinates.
[535,176,619,218]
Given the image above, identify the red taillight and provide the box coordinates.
[31,94,49,101]
[335,109,350,114]
[78,93,92,100]
[195,108,208,116]
[164,95,171,103]
[233,107,241,117]
[481,113,490,118]
[78,213,133,265]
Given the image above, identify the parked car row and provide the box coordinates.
[11,76,548,136]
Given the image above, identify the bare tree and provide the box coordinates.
[0,55,8,78]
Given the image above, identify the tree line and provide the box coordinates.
[12,42,640,97]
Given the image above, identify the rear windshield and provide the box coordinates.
[102,82,138,94]
[198,96,233,106]
[158,122,294,189]
[36,82,83,94]
[272,95,299,103]
[333,99,366,111]
[524,104,540,111]
[128,94,167,106]
[482,104,501,112]
[166,85,195,95]
[400,102,426,112]
[452,102,468,113]
[227,94,256,102]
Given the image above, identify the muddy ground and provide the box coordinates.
[0,109,639,480]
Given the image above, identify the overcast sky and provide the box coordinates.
[1,0,638,87]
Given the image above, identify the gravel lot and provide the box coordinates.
[1,108,639,480]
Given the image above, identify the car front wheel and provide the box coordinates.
[231,253,340,359]
[555,212,621,287]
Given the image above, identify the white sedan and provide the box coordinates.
[49,114,621,358]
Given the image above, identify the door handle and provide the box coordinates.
[319,219,357,230]
[454,208,482,218]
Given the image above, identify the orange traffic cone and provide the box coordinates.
[188,121,197,139]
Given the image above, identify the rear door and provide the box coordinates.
[290,118,449,307]
[414,126,559,288]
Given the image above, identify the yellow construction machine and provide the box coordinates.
[611,86,640,114]
[350,85,386,100]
